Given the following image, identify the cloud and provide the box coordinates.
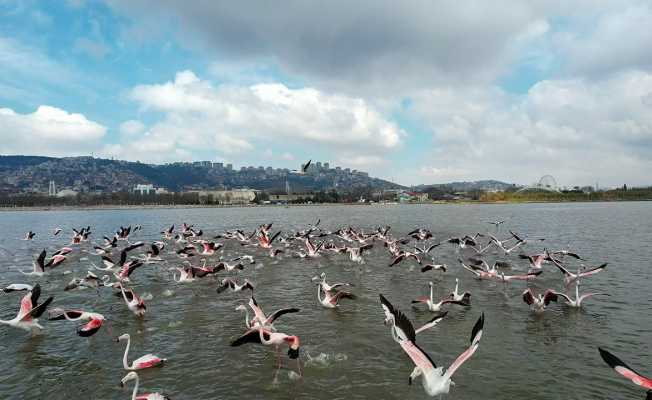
[119,119,145,135]
[552,3,652,77]
[0,105,106,156]
[107,1,557,95]
[121,70,402,163]
[73,37,110,59]
[408,70,652,186]
[339,155,385,168]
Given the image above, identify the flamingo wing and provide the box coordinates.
[77,318,103,337]
[443,313,484,381]
[133,354,164,369]
[599,348,652,390]
[522,289,535,306]
[266,307,300,325]
[579,263,607,277]
[415,312,447,335]
[231,329,267,346]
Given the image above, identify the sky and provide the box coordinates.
[1,0,651,187]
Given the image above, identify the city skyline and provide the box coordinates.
[1,1,651,187]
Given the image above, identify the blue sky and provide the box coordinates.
[1,1,651,187]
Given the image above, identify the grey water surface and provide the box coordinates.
[0,202,650,399]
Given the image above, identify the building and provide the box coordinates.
[194,189,258,205]
[56,189,78,198]
[226,164,233,171]
[269,193,315,203]
[133,184,155,195]
[397,191,429,203]
[213,162,223,169]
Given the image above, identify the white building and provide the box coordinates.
[133,184,155,195]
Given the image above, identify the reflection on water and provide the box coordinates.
[0,202,650,399]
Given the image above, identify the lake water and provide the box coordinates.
[0,202,650,399]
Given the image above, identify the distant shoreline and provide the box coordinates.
[0,198,649,212]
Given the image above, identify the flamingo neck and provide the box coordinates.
[130,374,139,400]
[122,337,131,370]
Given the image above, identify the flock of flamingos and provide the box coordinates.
[2,219,650,399]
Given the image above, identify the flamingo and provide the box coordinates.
[170,265,196,283]
[118,285,147,317]
[421,263,447,273]
[215,261,245,272]
[230,326,301,375]
[0,284,53,333]
[408,228,433,241]
[380,294,448,334]
[382,294,485,396]
[548,254,607,286]
[346,244,373,263]
[2,283,33,293]
[64,271,111,291]
[550,281,609,308]
[216,278,255,293]
[257,231,281,249]
[299,237,323,258]
[316,283,355,309]
[448,278,471,303]
[120,371,170,400]
[21,249,65,276]
[598,348,652,399]
[522,288,558,313]
[117,333,166,370]
[311,272,353,293]
[412,282,470,312]
[48,308,105,337]
[247,296,299,331]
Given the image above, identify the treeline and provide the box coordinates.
[0,192,203,207]
[480,187,652,202]
[0,187,378,207]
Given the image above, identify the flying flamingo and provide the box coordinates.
[118,285,147,317]
[121,371,170,400]
[2,283,33,293]
[21,249,65,276]
[48,308,106,337]
[448,278,471,303]
[412,282,470,312]
[247,296,299,331]
[316,284,355,309]
[522,288,558,313]
[381,294,485,396]
[0,284,53,333]
[380,294,448,335]
[550,281,609,308]
[230,326,301,376]
[548,254,607,286]
[598,348,652,399]
[216,278,255,293]
[117,333,166,370]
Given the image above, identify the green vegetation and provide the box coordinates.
[480,187,652,202]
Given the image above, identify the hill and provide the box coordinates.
[0,155,403,194]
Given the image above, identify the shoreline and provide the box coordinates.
[0,198,649,212]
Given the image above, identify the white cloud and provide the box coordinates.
[281,152,295,161]
[408,70,652,186]
[0,105,106,156]
[339,155,385,168]
[73,37,110,59]
[553,3,652,77]
[119,119,145,135]
[121,70,402,163]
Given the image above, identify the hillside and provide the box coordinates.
[0,155,403,194]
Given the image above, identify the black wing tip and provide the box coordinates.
[471,313,485,343]
[598,347,627,370]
